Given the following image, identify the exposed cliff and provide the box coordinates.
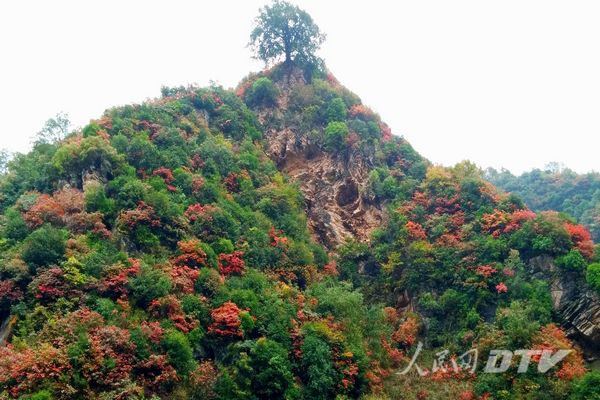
[256,69,385,248]
[530,256,600,359]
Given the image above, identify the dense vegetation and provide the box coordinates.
[486,166,600,243]
[0,2,599,399]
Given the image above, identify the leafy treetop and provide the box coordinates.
[249,0,325,66]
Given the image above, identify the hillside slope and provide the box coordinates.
[0,64,598,399]
[486,166,600,243]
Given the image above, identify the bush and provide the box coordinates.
[586,263,600,293]
[3,207,29,241]
[556,249,587,271]
[325,97,347,123]
[21,225,67,270]
[162,330,194,377]
[571,370,600,399]
[323,121,349,152]
[245,77,279,108]
[129,264,172,306]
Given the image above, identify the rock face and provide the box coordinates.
[264,125,383,248]
[530,256,600,358]
[258,70,384,248]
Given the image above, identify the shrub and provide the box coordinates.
[162,330,194,377]
[325,97,347,123]
[21,225,67,270]
[324,121,349,151]
[556,249,587,271]
[245,77,279,108]
[571,370,600,399]
[129,264,172,306]
[586,263,600,293]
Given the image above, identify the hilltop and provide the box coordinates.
[0,61,599,399]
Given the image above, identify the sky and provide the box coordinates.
[1,0,599,175]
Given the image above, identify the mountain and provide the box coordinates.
[486,166,600,243]
[0,63,599,399]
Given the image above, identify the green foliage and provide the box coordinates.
[249,0,325,66]
[586,263,600,293]
[325,97,347,123]
[570,371,600,400]
[556,249,587,271]
[2,207,29,241]
[245,77,279,108]
[21,225,67,270]
[323,121,349,151]
[129,264,172,306]
[162,330,195,376]
[487,166,600,242]
[300,333,338,399]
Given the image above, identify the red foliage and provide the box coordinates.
[481,209,508,237]
[405,221,427,240]
[191,154,205,171]
[81,325,136,387]
[322,260,339,277]
[218,251,245,277]
[23,194,65,228]
[136,354,179,388]
[504,209,536,233]
[392,315,419,346]
[0,344,68,397]
[170,265,200,294]
[380,123,393,142]
[383,307,400,325]
[192,175,205,194]
[0,280,23,303]
[532,324,585,380]
[31,267,68,300]
[495,282,508,294]
[224,172,240,193]
[172,239,207,269]
[565,223,595,260]
[140,321,165,345]
[475,265,497,278]
[98,259,141,297]
[153,167,175,184]
[336,351,360,391]
[149,295,198,333]
[269,226,289,247]
[208,301,243,338]
[346,132,360,147]
[184,203,216,223]
[53,188,85,214]
[189,361,218,399]
[348,104,377,121]
[381,337,403,366]
[118,201,161,230]
[459,391,475,400]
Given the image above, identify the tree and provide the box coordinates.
[35,112,71,145]
[245,77,279,107]
[249,0,325,66]
[21,225,67,270]
[324,121,349,151]
[586,263,600,294]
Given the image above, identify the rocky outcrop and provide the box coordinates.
[258,69,384,248]
[264,125,383,248]
[530,256,600,358]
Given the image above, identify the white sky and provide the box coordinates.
[1,0,599,174]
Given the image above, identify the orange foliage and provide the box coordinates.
[172,239,207,269]
[406,221,427,240]
[208,301,243,338]
[565,223,595,260]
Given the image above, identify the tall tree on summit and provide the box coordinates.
[249,1,325,66]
